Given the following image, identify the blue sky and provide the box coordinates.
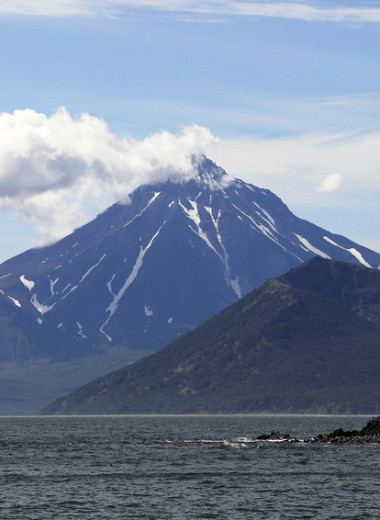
[0,1,380,261]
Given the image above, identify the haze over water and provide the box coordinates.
[1,415,378,519]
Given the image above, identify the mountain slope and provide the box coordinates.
[42,258,380,415]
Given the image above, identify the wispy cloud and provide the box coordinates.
[312,93,380,109]
[2,1,380,24]
[0,0,88,17]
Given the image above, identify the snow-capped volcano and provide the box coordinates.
[0,156,379,362]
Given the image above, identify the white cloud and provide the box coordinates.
[2,1,380,24]
[316,173,343,193]
[0,108,217,243]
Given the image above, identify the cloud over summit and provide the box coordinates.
[0,107,216,243]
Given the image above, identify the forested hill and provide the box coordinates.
[43,258,380,415]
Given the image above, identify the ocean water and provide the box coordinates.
[0,415,379,519]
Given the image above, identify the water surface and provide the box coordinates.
[0,415,378,519]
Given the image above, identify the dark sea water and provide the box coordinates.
[0,415,379,519]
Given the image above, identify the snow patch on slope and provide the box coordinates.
[79,254,107,283]
[179,198,219,258]
[323,236,372,268]
[252,202,278,234]
[49,277,59,297]
[179,198,241,292]
[294,234,331,259]
[20,275,35,291]
[204,206,241,299]
[144,305,153,316]
[123,192,161,228]
[76,321,87,339]
[233,204,302,262]
[61,285,78,301]
[8,296,21,307]
[107,273,117,297]
[30,294,55,315]
[181,197,242,298]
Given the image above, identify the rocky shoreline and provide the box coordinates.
[256,416,380,444]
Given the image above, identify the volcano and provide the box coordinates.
[0,156,379,413]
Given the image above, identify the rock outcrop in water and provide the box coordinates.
[311,416,380,444]
[256,416,380,444]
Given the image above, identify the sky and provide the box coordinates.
[0,0,380,261]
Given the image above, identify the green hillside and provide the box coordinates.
[42,258,380,414]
